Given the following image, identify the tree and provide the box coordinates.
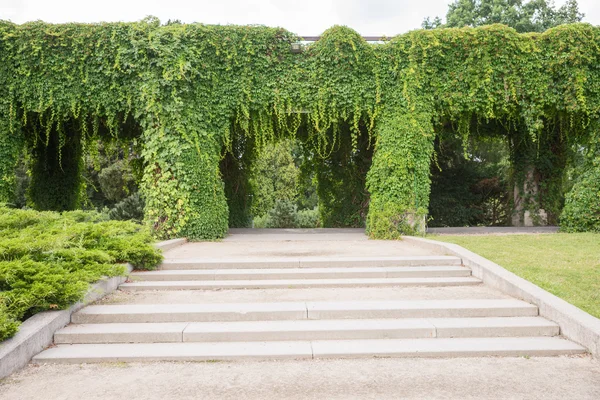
[250,139,299,218]
[423,0,584,32]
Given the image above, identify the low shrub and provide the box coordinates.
[0,206,163,341]
[253,205,320,229]
[267,200,298,228]
[297,207,320,228]
[252,214,270,229]
[0,295,19,341]
[560,161,600,232]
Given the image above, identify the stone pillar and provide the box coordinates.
[512,166,548,227]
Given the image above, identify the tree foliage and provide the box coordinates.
[250,139,299,218]
[424,0,584,32]
[429,133,510,227]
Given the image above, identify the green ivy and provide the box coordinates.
[1,21,599,238]
[366,109,434,238]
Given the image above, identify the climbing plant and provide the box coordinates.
[0,19,599,239]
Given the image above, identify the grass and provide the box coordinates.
[431,233,600,319]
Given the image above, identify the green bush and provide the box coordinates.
[108,192,145,222]
[266,200,298,228]
[253,206,319,229]
[297,207,320,228]
[252,214,270,229]
[560,161,600,232]
[0,206,163,341]
[98,160,137,203]
[0,295,19,341]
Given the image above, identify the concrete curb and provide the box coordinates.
[0,266,132,380]
[403,236,600,357]
[154,238,187,252]
[0,239,172,379]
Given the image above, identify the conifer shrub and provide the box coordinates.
[0,206,162,341]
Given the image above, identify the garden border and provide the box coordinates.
[403,235,600,357]
[0,238,185,380]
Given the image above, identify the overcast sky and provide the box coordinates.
[1,0,599,36]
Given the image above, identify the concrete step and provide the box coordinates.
[310,337,585,359]
[159,256,462,270]
[119,277,481,291]
[33,337,585,363]
[55,317,559,344]
[71,299,538,324]
[101,285,512,305]
[129,266,472,281]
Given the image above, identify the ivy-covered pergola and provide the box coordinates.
[0,19,598,239]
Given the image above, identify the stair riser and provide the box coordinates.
[131,269,471,281]
[72,308,538,324]
[119,279,480,291]
[160,258,462,270]
[56,326,559,344]
[311,348,584,359]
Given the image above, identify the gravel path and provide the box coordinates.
[2,356,599,400]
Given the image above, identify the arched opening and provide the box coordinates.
[220,116,375,229]
[428,115,575,229]
[12,111,144,214]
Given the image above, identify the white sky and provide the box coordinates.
[1,0,599,36]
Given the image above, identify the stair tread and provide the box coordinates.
[56,315,560,342]
[119,276,481,289]
[160,255,463,269]
[129,267,472,281]
[56,317,559,341]
[77,298,535,314]
[71,299,538,323]
[59,317,557,333]
[34,337,585,363]
[162,256,462,263]
[133,266,470,275]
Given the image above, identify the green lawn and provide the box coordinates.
[431,233,600,319]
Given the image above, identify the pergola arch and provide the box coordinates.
[0,20,597,239]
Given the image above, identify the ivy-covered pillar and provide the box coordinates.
[141,124,229,240]
[27,125,83,211]
[0,115,23,204]
[366,109,435,239]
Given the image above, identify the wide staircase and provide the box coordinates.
[34,247,585,363]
